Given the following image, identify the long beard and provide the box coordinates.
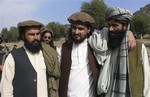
[108,30,126,49]
[24,39,41,54]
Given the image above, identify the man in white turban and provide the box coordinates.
[88,7,150,97]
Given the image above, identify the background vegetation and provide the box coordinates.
[0,0,150,42]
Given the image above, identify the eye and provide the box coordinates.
[44,36,51,39]
[27,32,40,36]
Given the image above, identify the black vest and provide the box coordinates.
[11,47,37,97]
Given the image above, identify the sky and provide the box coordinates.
[0,0,150,32]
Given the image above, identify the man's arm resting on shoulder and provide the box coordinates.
[128,31,136,51]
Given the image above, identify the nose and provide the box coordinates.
[74,29,80,34]
[33,34,40,40]
[109,26,114,32]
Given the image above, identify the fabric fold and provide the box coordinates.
[41,42,61,97]
[97,53,111,95]
[88,28,108,65]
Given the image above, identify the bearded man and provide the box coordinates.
[57,12,101,97]
[0,20,60,97]
[88,7,150,97]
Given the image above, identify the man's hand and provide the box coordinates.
[128,31,136,52]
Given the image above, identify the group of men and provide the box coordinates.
[0,6,150,97]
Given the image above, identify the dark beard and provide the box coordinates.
[24,39,41,54]
[72,37,86,43]
[108,30,126,49]
[71,33,87,43]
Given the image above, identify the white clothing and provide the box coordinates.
[141,44,150,97]
[0,48,48,97]
[57,39,94,97]
[88,28,150,97]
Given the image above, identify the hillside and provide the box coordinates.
[134,3,150,16]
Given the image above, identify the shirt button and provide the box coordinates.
[34,79,36,82]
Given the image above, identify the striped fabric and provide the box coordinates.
[111,31,130,97]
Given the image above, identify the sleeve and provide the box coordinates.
[0,53,15,97]
[56,46,62,64]
[88,28,109,65]
[141,44,150,97]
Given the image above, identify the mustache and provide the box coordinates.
[31,39,40,44]
[72,33,80,36]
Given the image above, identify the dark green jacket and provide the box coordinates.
[128,41,144,97]
[42,43,61,97]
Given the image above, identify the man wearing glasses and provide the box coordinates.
[41,29,56,49]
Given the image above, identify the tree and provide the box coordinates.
[131,14,150,39]
[1,27,19,42]
[46,22,68,39]
[80,0,107,29]
[1,28,10,42]
[9,26,19,42]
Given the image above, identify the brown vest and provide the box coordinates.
[59,42,101,97]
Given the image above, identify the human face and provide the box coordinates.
[107,20,127,49]
[43,32,52,44]
[23,27,41,53]
[71,24,90,43]
[107,20,127,37]
[24,27,41,43]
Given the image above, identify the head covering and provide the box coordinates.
[17,20,44,28]
[41,29,54,38]
[105,7,133,23]
[67,12,95,24]
[17,20,44,40]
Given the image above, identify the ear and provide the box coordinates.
[123,25,127,30]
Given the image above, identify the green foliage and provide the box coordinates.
[1,27,19,42]
[45,22,68,39]
[9,27,19,41]
[1,28,9,42]
[0,22,68,42]
[131,14,150,37]
[80,0,107,29]
[0,1,149,41]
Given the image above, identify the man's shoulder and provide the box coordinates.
[11,47,24,54]
[41,42,57,55]
[42,42,55,50]
[62,41,73,47]
[135,40,143,46]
